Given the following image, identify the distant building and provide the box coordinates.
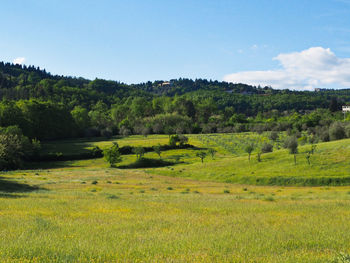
[158,81,172,87]
[342,106,350,112]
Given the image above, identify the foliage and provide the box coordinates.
[133,147,145,160]
[0,126,39,170]
[153,144,162,158]
[261,143,273,153]
[103,143,122,167]
[244,143,255,161]
[284,136,298,165]
[329,121,346,141]
[196,151,207,163]
[169,134,189,147]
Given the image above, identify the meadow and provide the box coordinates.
[1,133,350,262]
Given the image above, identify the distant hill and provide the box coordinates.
[1,61,349,114]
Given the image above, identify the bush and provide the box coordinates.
[329,121,346,141]
[315,126,330,142]
[0,126,39,170]
[261,143,273,153]
[345,123,350,138]
[169,134,189,147]
[269,131,279,141]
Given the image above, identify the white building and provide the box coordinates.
[342,106,350,112]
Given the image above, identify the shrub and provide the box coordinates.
[169,134,189,147]
[91,146,103,157]
[261,143,273,153]
[133,147,145,160]
[284,136,298,165]
[345,123,350,138]
[269,131,279,141]
[329,121,345,141]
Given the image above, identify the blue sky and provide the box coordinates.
[1,0,350,89]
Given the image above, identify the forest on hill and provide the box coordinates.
[0,61,349,144]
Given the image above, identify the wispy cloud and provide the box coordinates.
[13,57,26,65]
[223,47,350,90]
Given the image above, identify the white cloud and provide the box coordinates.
[13,57,26,65]
[223,47,350,90]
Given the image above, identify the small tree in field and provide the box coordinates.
[196,151,207,163]
[245,143,255,162]
[256,151,262,162]
[310,144,317,154]
[208,148,217,159]
[153,144,162,159]
[103,143,122,167]
[285,136,298,165]
[305,151,311,165]
[133,147,145,160]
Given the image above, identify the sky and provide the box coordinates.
[1,0,350,90]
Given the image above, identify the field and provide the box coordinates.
[1,133,350,262]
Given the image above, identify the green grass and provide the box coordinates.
[146,134,350,186]
[2,165,350,262]
[2,133,350,261]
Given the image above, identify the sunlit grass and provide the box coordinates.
[2,133,350,262]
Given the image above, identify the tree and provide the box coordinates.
[0,134,24,170]
[169,134,189,147]
[153,144,162,159]
[310,144,317,154]
[196,151,207,163]
[71,106,90,133]
[305,152,311,165]
[257,151,262,162]
[245,143,255,161]
[103,143,122,167]
[0,126,40,170]
[178,134,188,146]
[329,121,345,141]
[269,131,279,141]
[208,148,217,159]
[284,136,298,165]
[133,147,145,160]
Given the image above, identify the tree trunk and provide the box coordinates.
[294,154,296,165]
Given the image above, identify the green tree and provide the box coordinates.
[133,147,145,160]
[71,106,90,132]
[284,136,298,165]
[245,143,255,162]
[305,152,311,165]
[329,121,345,141]
[103,143,122,167]
[196,151,207,163]
[153,144,162,159]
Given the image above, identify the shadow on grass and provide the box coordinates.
[0,177,40,193]
[0,192,26,198]
[118,158,178,169]
[23,160,85,170]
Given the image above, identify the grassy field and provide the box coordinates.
[2,133,350,262]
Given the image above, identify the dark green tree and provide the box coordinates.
[103,143,122,167]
